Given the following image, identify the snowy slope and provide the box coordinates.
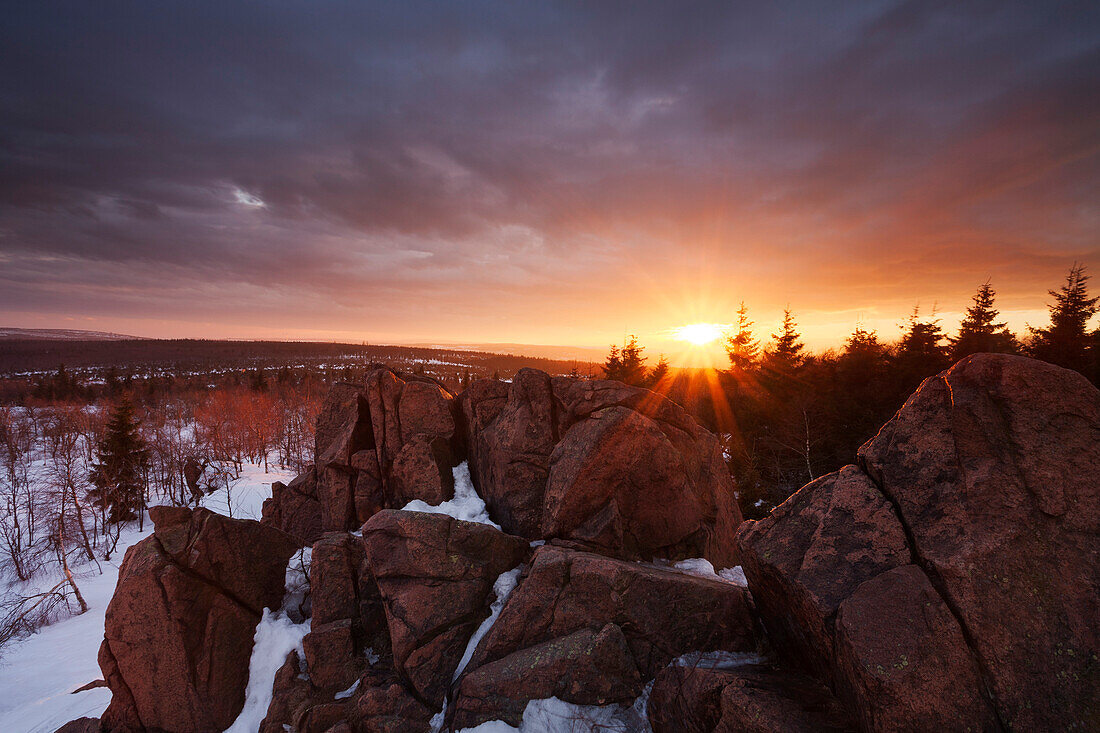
[0,463,294,733]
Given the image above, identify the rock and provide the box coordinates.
[315,384,372,469]
[466,369,742,564]
[475,368,562,537]
[462,545,758,685]
[647,663,855,733]
[736,465,911,677]
[387,435,455,507]
[352,676,434,732]
[53,719,101,733]
[262,467,324,545]
[266,367,460,535]
[857,353,1100,730]
[361,509,529,708]
[99,507,298,732]
[833,566,997,732]
[543,404,733,564]
[303,619,358,690]
[450,623,643,729]
[70,679,107,694]
[456,378,510,493]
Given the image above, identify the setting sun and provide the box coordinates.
[672,322,728,346]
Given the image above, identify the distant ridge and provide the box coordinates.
[0,327,142,341]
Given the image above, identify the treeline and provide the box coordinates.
[603,264,1100,518]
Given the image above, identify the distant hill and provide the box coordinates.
[407,341,608,362]
[0,327,140,341]
[0,338,600,379]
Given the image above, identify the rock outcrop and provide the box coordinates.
[739,354,1100,732]
[262,366,461,538]
[466,369,742,566]
[99,507,298,732]
[647,662,855,733]
[361,509,529,708]
[449,544,758,728]
[82,354,1099,733]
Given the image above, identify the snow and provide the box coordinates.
[334,678,359,700]
[718,566,748,587]
[0,461,293,733]
[645,557,750,589]
[402,462,500,528]
[672,649,765,671]
[453,566,522,682]
[456,693,653,733]
[432,564,524,733]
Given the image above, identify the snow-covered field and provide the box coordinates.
[0,462,294,733]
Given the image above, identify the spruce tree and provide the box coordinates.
[725,302,760,372]
[602,344,622,380]
[1027,264,1098,376]
[88,397,148,523]
[646,355,670,388]
[766,308,804,372]
[950,281,1017,360]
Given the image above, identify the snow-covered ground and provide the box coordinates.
[0,462,294,733]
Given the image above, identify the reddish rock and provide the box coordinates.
[451,623,643,729]
[456,378,510,492]
[387,435,454,507]
[465,545,758,681]
[398,379,458,446]
[269,367,460,535]
[858,354,1100,730]
[543,405,735,564]
[100,507,298,732]
[833,566,997,733]
[316,384,373,468]
[736,465,911,677]
[352,675,435,733]
[303,620,358,690]
[360,509,529,708]
[262,467,324,545]
[53,719,101,733]
[475,368,562,537]
[468,370,742,564]
[647,663,855,733]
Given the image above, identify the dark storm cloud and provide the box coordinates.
[1,0,1098,339]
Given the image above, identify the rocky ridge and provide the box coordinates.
[64,355,1098,732]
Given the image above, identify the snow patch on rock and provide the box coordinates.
[402,462,500,528]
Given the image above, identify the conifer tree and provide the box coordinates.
[1027,264,1098,375]
[950,281,1017,360]
[893,305,950,392]
[88,397,148,523]
[766,308,804,372]
[646,355,670,388]
[602,344,622,380]
[724,302,760,372]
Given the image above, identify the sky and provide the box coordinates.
[1,1,1098,362]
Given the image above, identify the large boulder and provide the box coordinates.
[474,369,563,538]
[736,465,911,678]
[99,507,299,732]
[262,467,323,545]
[833,566,996,732]
[451,544,758,728]
[647,662,855,733]
[361,509,529,709]
[857,353,1100,730]
[739,354,1100,732]
[451,623,643,729]
[463,369,742,565]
